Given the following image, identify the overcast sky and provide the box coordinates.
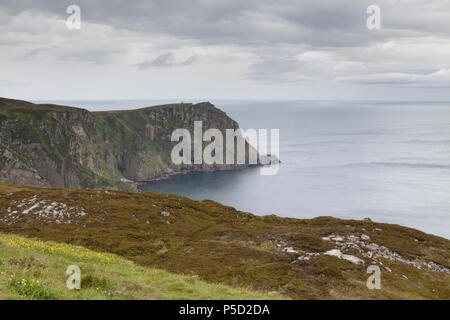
[1,0,450,101]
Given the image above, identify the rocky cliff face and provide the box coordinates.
[0,97,256,191]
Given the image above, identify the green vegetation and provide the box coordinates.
[0,98,448,300]
[0,233,284,300]
[0,97,251,191]
[0,182,448,300]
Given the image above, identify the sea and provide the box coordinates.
[41,100,450,239]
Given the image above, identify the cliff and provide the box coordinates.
[0,97,256,191]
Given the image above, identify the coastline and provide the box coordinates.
[134,164,262,191]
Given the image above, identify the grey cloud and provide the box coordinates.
[0,79,30,87]
[25,46,58,57]
[3,0,448,48]
[247,57,313,83]
[138,52,197,69]
[335,69,450,87]
[60,49,120,64]
[1,0,450,98]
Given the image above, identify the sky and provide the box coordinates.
[0,0,450,102]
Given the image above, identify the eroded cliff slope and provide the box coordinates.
[0,97,253,191]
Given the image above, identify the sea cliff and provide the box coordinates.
[0,97,255,191]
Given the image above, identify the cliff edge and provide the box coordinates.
[0,97,256,191]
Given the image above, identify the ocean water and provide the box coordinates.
[44,100,450,239]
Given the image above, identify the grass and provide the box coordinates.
[0,181,449,299]
[0,233,285,300]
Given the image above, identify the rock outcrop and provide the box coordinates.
[0,97,258,191]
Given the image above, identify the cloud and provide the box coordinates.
[0,0,450,99]
[2,0,448,48]
[0,79,30,87]
[138,52,197,69]
[247,56,319,83]
[335,69,450,87]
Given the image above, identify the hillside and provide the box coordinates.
[0,97,256,192]
[0,233,283,300]
[0,182,448,299]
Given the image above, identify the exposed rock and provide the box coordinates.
[324,249,365,265]
[1,195,87,226]
[0,97,261,191]
[323,234,450,273]
[279,232,449,273]
[282,246,297,254]
[160,211,171,217]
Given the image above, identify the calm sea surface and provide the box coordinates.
[44,100,450,239]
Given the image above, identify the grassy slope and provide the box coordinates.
[0,182,449,300]
[0,233,283,300]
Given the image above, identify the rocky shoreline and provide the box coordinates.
[0,98,264,191]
